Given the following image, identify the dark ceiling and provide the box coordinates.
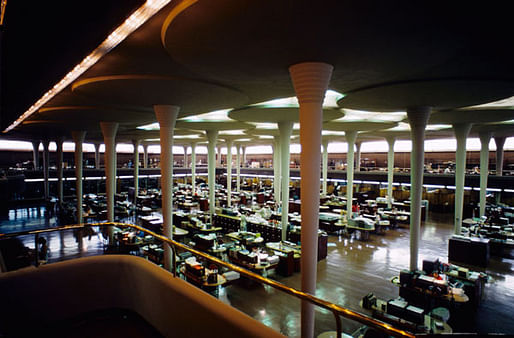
[0,0,144,130]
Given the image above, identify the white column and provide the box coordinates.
[143,144,149,169]
[406,107,431,271]
[217,145,222,167]
[133,139,141,203]
[242,146,247,167]
[100,122,119,244]
[355,141,362,172]
[226,140,233,207]
[31,141,40,170]
[183,145,188,168]
[279,121,293,241]
[71,131,86,225]
[94,143,101,169]
[290,62,333,338]
[386,137,396,208]
[207,130,219,222]
[322,139,329,196]
[495,136,506,176]
[42,140,50,200]
[56,137,64,208]
[155,105,180,271]
[345,131,357,221]
[479,132,491,218]
[453,123,472,235]
[191,142,197,193]
[273,136,281,204]
[236,144,241,193]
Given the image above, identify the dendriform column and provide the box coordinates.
[31,140,40,170]
[236,144,241,193]
[453,123,472,235]
[94,143,101,169]
[226,140,233,207]
[273,136,281,204]
[42,140,50,200]
[143,144,149,169]
[495,136,506,176]
[71,131,86,225]
[406,106,431,271]
[290,61,333,338]
[242,146,247,167]
[133,139,141,203]
[322,139,329,196]
[56,137,64,208]
[279,121,293,241]
[355,141,362,172]
[100,122,119,244]
[479,132,491,218]
[345,131,357,221]
[207,130,219,222]
[217,145,222,167]
[191,142,197,193]
[183,145,188,169]
[155,105,180,271]
[72,131,86,251]
[386,136,396,208]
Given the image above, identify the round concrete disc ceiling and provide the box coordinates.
[428,109,514,124]
[72,75,248,113]
[162,1,514,109]
[359,130,412,141]
[338,80,514,112]
[37,106,155,126]
[324,121,397,132]
[175,120,254,132]
[229,106,343,123]
[472,123,514,137]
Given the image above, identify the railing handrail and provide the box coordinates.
[0,222,415,338]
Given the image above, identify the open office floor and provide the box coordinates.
[2,207,513,337]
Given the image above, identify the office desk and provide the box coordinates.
[180,266,227,296]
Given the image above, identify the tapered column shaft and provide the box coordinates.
[94,143,101,169]
[345,131,357,221]
[495,136,506,176]
[155,105,180,271]
[355,141,362,172]
[56,137,64,207]
[406,107,431,271]
[42,140,50,200]
[453,123,472,235]
[479,133,491,218]
[207,130,219,222]
[71,131,86,224]
[133,140,141,202]
[279,121,293,241]
[322,140,329,196]
[183,146,188,168]
[32,141,40,170]
[242,146,247,167]
[217,145,222,167]
[143,144,149,169]
[226,140,233,207]
[100,122,119,244]
[273,137,281,204]
[236,144,241,193]
[290,61,333,338]
[386,137,396,208]
[191,142,197,193]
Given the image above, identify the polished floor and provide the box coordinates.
[1,207,513,337]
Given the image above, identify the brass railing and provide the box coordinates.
[0,222,415,338]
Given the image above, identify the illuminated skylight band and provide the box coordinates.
[4,0,172,133]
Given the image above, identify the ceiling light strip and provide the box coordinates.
[3,0,172,133]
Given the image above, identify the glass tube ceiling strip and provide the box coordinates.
[3,0,172,133]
